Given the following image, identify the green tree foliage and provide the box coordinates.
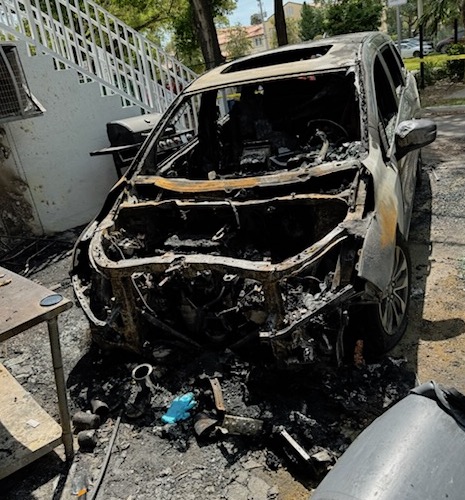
[225,26,252,60]
[171,0,235,70]
[269,17,302,47]
[446,42,465,80]
[170,1,205,70]
[300,2,325,41]
[250,13,263,25]
[386,0,419,38]
[324,0,383,36]
[99,0,175,40]
[286,18,303,45]
[421,0,465,35]
[99,0,235,71]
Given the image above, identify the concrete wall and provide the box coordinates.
[0,42,140,235]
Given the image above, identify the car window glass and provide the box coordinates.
[381,45,404,91]
[374,56,398,147]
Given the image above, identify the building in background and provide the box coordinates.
[264,1,304,46]
[218,24,265,60]
[219,1,319,60]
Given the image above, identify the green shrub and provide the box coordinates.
[446,43,465,81]
[414,60,448,87]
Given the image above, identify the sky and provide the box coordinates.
[228,0,275,26]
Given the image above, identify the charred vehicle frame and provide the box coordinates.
[72,32,436,365]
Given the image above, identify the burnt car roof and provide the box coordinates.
[185,32,386,94]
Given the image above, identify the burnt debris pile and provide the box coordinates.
[68,346,416,484]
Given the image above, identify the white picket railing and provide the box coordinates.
[0,0,196,112]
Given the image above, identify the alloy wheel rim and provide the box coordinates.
[379,245,409,336]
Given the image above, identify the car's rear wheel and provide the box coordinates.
[413,50,420,57]
[365,236,411,358]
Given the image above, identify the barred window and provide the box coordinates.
[0,43,44,123]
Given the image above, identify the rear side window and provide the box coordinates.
[380,45,405,90]
[374,56,398,125]
[373,55,399,151]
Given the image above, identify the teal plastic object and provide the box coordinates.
[161,392,196,424]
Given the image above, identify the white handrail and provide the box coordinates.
[0,0,196,112]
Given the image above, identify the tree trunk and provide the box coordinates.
[462,0,465,31]
[190,0,224,69]
[274,0,288,46]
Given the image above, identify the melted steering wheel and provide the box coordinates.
[303,119,349,145]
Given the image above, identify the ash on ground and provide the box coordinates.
[0,239,416,500]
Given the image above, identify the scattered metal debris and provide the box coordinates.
[194,412,219,437]
[219,414,264,436]
[90,398,109,419]
[72,411,100,431]
[277,427,315,473]
[77,429,97,452]
[51,339,416,498]
[131,363,157,394]
[209,377,226,414]
[87,413,122,500]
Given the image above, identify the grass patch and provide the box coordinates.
[440,98,465,105]
[404,53,465,71]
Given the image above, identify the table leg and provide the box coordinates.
[47,317,74,459]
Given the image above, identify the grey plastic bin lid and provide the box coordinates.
[312,381,465,500]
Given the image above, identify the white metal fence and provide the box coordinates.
[0,0,197,112]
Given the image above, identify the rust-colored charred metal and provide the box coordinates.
[138,160,359,193]
[72,32,436,364]
[353,339,365,367]
[209,377,226,413]
[260,285,356,341]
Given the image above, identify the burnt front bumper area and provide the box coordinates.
[73,190,364,364]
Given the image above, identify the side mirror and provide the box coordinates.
[395,118,437,161]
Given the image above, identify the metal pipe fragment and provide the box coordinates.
[131,363,156,393]
[72,411,101,431]
[209,377,226,413]
[194,412,219,437]
[220,414,263,436]
[77,430,97,452]
[90,398,110,418]
[88,413,122,500]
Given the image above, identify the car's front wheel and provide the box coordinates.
[440,44,450,54]
[366,237,411,357]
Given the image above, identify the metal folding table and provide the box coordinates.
[0,265,73,479]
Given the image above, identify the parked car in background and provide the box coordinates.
[400,39,434,58]
[402,37,434,51]
[436,29,465,53]
[72,32,436,366]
